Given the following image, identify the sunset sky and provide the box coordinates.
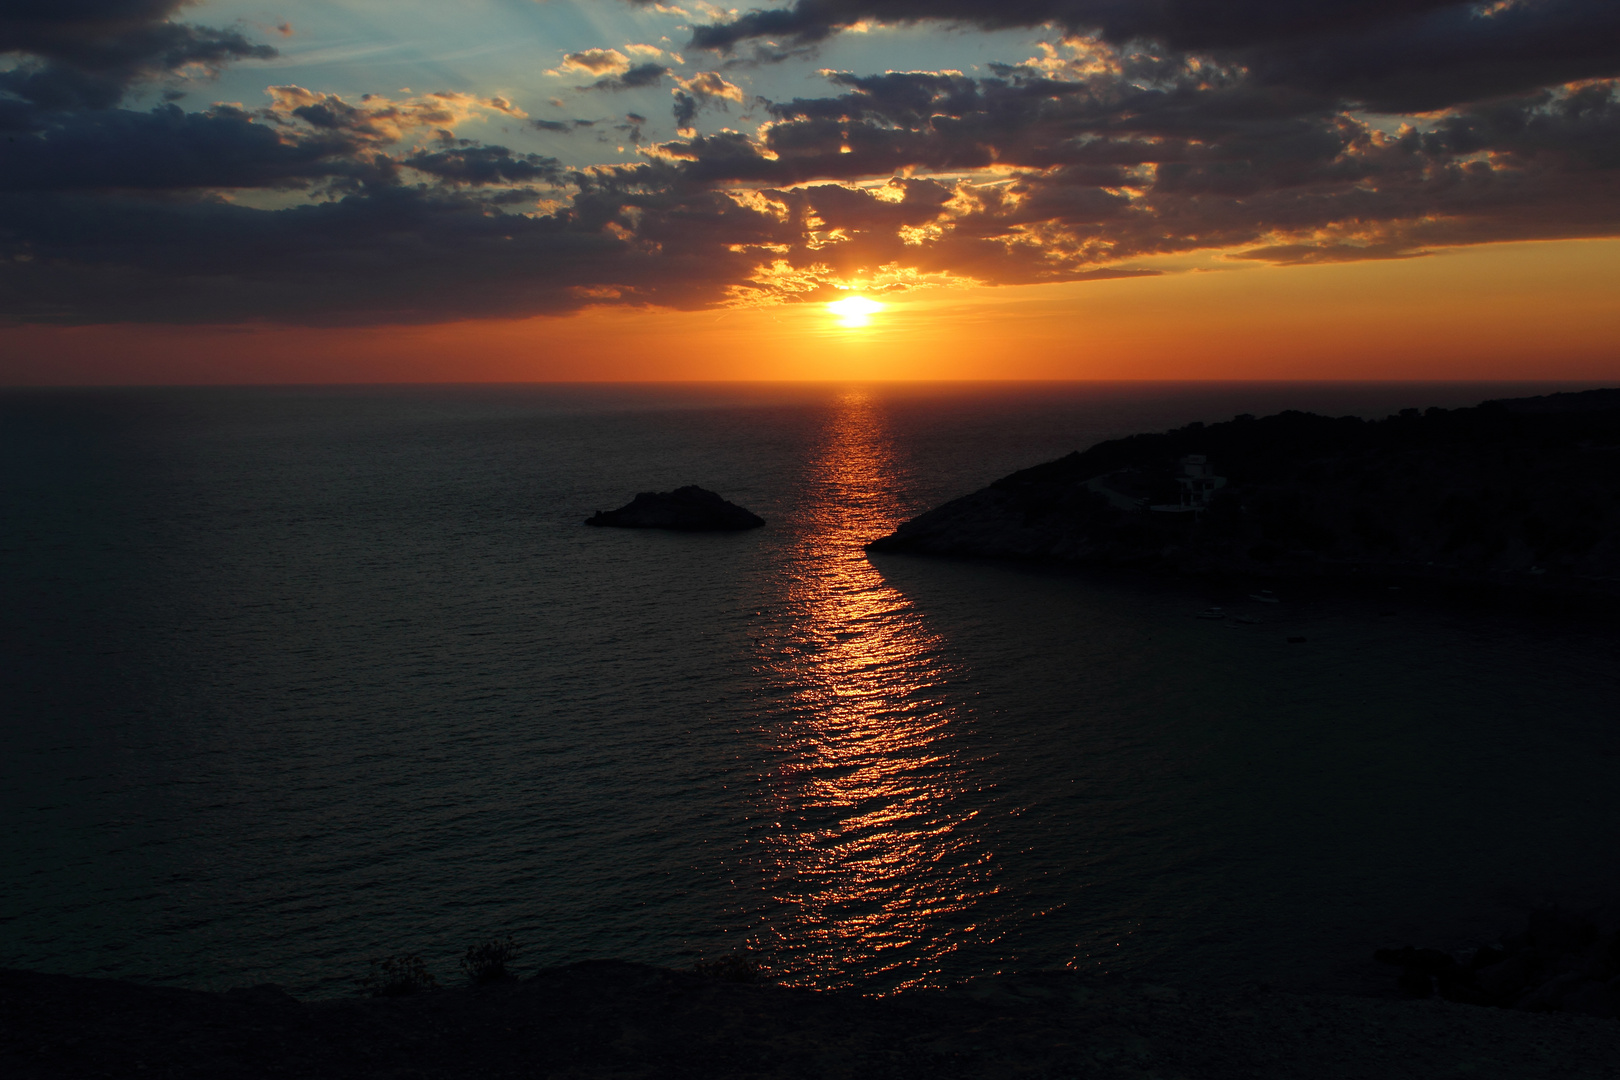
[2,0,1617,382]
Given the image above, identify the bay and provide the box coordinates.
[2,381,1616,998]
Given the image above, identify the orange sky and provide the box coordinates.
[3,237,1616,384]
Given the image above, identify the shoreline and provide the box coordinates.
[5,961,1618,1078]
[869,547,1620,631]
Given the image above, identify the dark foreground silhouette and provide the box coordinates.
[870,389,1620,595]
[4,961,1619,1079]
[1377,907,1620,1016]
[586,486,765,530]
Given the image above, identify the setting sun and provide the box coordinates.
[826,294,884,328]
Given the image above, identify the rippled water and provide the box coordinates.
[2,382,1617,998]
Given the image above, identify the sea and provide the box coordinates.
[2,381,1618,1000]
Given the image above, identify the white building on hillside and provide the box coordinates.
[1151,454,1227,513]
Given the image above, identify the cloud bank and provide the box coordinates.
[0,0,1617,324]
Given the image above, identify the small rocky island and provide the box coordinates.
[585,486,764,531]
[870,388,1620,593]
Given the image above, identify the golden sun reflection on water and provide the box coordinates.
[747,390,1000,991]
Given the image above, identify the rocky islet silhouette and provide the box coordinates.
[585,485,765,531]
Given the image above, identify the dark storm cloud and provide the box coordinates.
[1237,0,1620,112]
[1422,81,1620,169]
[651,0,1436,48]
[402,145,563,186]
[0,0,275,110]
[0,102,370,190]
[656,0,1466,53]
[647,0,1620,111]
[0,184,786,324]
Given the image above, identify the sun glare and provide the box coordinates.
[826,294,884,328]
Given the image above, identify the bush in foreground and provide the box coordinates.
[359,954,438,997]
[694,953,763,983]
[461,937,520,985]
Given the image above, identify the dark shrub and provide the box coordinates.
[359,954,437,997]
[694,953,762,983]
[461,936,520,985]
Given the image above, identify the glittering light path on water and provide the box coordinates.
[743,391,1002,991]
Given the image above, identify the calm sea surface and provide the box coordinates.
[2,382,1618,998]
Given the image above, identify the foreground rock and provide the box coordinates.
[869,388,1620,595]
[585,486,764,531]
[1377,906,1620,1017]
[5,962,1619,1079]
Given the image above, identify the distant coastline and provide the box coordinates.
[870,388,1620,598]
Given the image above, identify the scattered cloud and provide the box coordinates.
[556,48,634,77]
[581,62,671,93]
[675,71,744,102]
[0,0,277,111]
[262,87,526,145]
[0,1,1618,324]
[403,144,562,186]
[671,70,746,130]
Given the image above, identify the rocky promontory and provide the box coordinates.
[869,389,1620,592]
[586,486,764,531]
